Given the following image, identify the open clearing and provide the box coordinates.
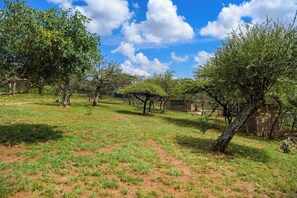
[0,95,296,197]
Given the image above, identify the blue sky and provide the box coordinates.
[1,0,296,78]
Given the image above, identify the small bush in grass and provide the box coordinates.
[280,138,294,153]
[200,116,212,134]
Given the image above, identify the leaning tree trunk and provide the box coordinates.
[269,109,282,139]
[61,80,71,107]
[211,100,262,152]
[92,86,101,106]
[161,97,169,113]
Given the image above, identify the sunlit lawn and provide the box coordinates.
[0,94,296,197]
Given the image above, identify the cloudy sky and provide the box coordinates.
[1,0,296,78]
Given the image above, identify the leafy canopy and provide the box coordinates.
[199,19,297,103]
[119,82,166,97]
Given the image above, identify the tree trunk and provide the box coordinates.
[185,100,189,112]
[12,81,16,96]
[211,100,262,152]
[161,97,169,113]
[143,98,149,115]
[148,100,153,112]
[128,97,131,105]
[292,112,297,133]
[269,97,282,139]
[61,80,70,107]
[201,101,205,116]
[92,86,100,106]
[38,86,43,95]
[8,82,13,97]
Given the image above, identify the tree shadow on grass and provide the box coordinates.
[116,110,155,117]
[176,135,270,163]
[0,124,63,146]
[34,102,60,106]
[99,100,123,105]
[162,116,225,131]
[162,116,202,129]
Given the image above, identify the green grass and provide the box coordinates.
[0,94,296,197]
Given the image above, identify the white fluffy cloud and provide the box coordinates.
[200,0,297,39]
[47,0,132,35]
[194,51,214,67]
[170,52,189,62]
[121,60,150,77]
[123,0,194,45]
[112,42,169,76]
[47,0,72,9]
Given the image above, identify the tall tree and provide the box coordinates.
[120,82,166,115]
[47,9,100,106]
[90,61,135,106]
[0,1,101,104]
[148,71,176,113]
[199,19,297,152]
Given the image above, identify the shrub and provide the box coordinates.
[280,137,294,153]
[200,116,212,134]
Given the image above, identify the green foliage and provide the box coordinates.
[120,82,166,97]
[199,20,296,102]
[196,18,297,152]
[0,0,100,88]
[174,78,201,95]
[200,116,212,134]
[90,61,136,98]
[280,138,294,153]
[148,71,176,96]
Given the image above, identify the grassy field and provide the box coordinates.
[0,94,296,198]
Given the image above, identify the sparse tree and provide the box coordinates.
[120,82,166,115]
[199,19,297,152]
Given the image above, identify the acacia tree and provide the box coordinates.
[195,70,239,124]
[90,61,135,106]
[199,19,297,152]
[119,82,166,115]
[148,71,176,113]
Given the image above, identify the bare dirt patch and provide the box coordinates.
[99,142,127,154]
[74,149,94,156]
[0,145,26,163]
[143,140,194,196]
[147,140,192,179]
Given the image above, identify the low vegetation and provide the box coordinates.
[0,95,296,197]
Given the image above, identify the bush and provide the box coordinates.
[280,137,294,153]
[200,116,212,134]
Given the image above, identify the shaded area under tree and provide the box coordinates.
[0,124,63,146]
[176,135,270,163]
